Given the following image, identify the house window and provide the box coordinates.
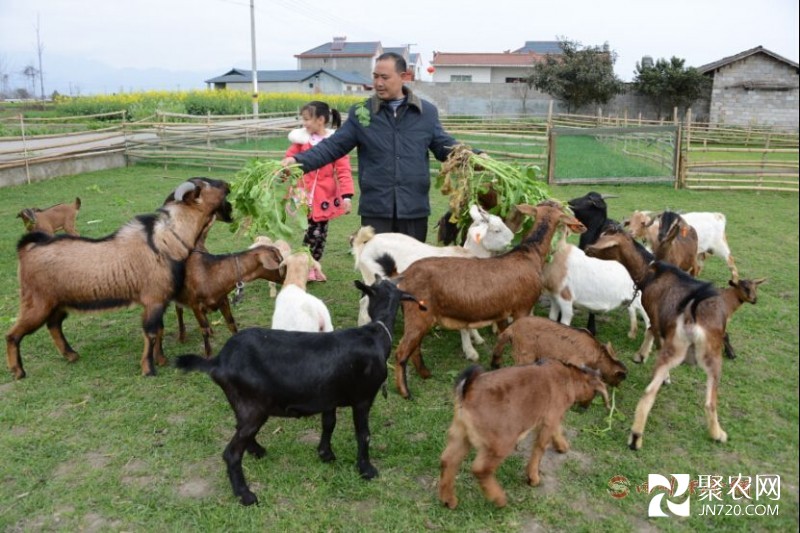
[450,75,472,82]
[505,77,525,83]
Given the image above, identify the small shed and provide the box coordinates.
[698,46,799,130]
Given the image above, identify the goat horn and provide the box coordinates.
[174,181,197,202]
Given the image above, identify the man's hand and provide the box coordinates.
[280,156,297,167]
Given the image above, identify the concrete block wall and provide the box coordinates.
[709,54,799,130]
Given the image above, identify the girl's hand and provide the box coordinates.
[343,198,352,214]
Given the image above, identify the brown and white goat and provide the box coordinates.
[252,236,293,296]
[490,316,627,386]
[5,178,232,379]
[393,201,586,398]
[653,211,700,276]
[438,360,609,509]
[17,197,82,236]
[586,225,747,450]
[175,244,285,356]
[720,277,766,359]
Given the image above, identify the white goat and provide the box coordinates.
[271,252,333,332]
[627,210,738,280]
[542,232,651,345]
[351,205,513,361]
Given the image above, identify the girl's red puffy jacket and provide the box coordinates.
[285,128,354,222]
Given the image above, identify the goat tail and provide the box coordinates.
[17,231,53,252]
[75,197,82,210]
[174,354,219,374]
[454,364,484,401]
[677,282,719,322]
[351,226,376,268]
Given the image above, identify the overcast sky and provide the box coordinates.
[1,0,798,95]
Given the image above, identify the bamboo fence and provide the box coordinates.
[0,108,797,192]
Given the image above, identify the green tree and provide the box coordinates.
[632,57,711,119]
[526,38,624,112]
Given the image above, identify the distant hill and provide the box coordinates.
[3,52,224,96]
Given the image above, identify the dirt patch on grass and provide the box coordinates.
[177,456,219,499]
[512,428,592,496]
[53,451,111,479]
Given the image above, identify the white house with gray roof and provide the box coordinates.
[204,68,371,95]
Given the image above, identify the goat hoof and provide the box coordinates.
[239,492,259,506]
[713,430,728,443]
[628,433,643,451]
[359,464,378,480]
[247,443,266,458]
[527,475,541,487]
[418,369,431,379]
[65,352,79,363]
[441,497,458,510]
[11,367,26,380]
[318,449,336,463]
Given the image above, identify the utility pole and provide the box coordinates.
[249,0,258,118]
[35,14,45,100]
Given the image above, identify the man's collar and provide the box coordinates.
[369,86,423,114]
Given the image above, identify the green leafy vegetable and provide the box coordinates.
[228,159,308,241]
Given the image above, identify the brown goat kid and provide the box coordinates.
[438,360,609,509]
[17,197,82,236]
[490,316,627,386]
[654,211,699,276]
[6,178,232,379]
[176,244,285,356]
[394,201,586,398]
[585,226,754,450]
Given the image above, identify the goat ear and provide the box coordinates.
[754,278,767,285]
[354,279,373,296]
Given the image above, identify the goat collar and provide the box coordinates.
[231,256,245,305]
[168,227,194,254]
[375,320,392,343]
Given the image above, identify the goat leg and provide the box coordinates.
[317,409,337,463]
[218,297,239,334]
[6,308,54,379]
[472,448,507,508]
[140,305,166,375]
[439,420,471,509]
[223,433,259,506]
[176,306,187,343]
[46,309,79,363]
[352,403,378,479]
[722,333,736,359]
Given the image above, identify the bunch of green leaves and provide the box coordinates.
[228,158,308,241]
[436,144,551,238]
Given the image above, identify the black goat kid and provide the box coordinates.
[175,277,424,506]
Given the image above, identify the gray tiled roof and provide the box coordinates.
[205,68,370,85]
[297,41,381,57]
[697,45,800,73]
[513,41,564,54]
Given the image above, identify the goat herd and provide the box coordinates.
[8,180,765,509]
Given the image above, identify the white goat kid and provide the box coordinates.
[542,233,650,344]
[351,205,513,361]
[271,252,333,332]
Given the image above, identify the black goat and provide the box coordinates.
[565,191,619,335]
[175,277,425,506]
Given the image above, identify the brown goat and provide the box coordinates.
[17,197,81,236]
[720,277,766,359]
[175,244,285,356]
[392,201,586,399]
[5,178,232,379]
[654,211,700,276]
[438,360,609,509]
[586,225,748,450]
[490,316,628,386]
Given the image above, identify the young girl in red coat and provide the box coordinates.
[285,101,354,279]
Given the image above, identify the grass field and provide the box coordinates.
[0,164,797,532]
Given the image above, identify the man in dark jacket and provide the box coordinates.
[280,52,461,242]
